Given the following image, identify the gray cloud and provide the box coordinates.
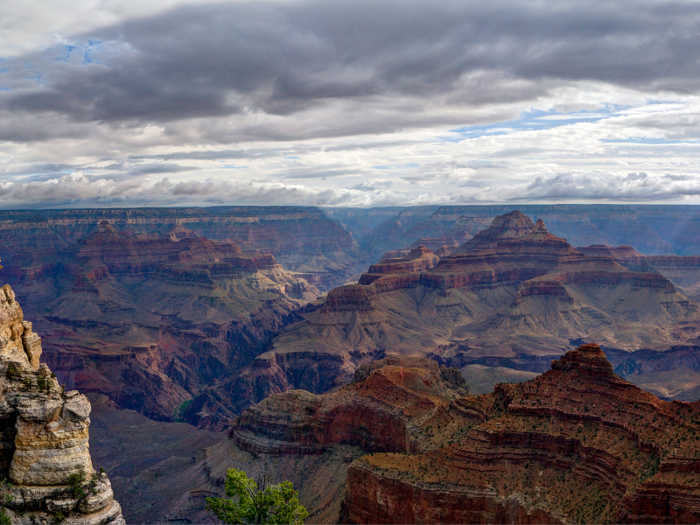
[1,0,700,141]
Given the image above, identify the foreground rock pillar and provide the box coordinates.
[0,284,125,524]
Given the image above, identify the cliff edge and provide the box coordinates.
[0,284,124,524]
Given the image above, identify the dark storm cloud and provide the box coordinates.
[2,0,700,137]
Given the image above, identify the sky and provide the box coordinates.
[1,0,700,208]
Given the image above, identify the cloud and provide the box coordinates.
[1,1,700,207]
[505,171,700,201]
[2,1,700,137]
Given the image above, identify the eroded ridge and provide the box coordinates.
[0,284,124,524]
[340,344,700,524]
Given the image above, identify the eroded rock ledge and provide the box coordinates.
[0,284,124,524]
[340,344,700,524]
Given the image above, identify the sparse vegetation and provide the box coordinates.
[68,468,87,499]
[5,364,18,381]
[173,400,193,422]
[205,468,307,524]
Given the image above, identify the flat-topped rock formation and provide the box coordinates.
[340,344,700,524]
[0,284,124,524]
[253,211,700,400]
[364,246,439,276]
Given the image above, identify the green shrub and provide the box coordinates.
[205,468,308,524]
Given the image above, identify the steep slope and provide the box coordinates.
[340,344,700,524]
[254,211,699,397]
[6,221,320,427]
[0,284,124,524]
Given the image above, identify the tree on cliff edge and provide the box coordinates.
[206,468,308,524]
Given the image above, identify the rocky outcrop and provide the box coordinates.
[340,344,700,524]
[0,284,124,524]
[366,247,439,275]
[231,355,470,457]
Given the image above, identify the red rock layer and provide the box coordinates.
[340,344,700,524]
[366,246,439,275]
[231,355,470,456]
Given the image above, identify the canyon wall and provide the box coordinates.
[256,211,700,401]
[340,344,700,524]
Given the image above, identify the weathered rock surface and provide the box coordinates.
[0,284,124,524]
[340,344,700,524]
[232,355,469,457]
[365,246,439,276]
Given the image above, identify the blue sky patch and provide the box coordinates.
[443,105,631,141]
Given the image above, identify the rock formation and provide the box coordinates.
[5,221,321,428]
[253,211,700,400]
[578,244,700,299]
[232,355,469,456]
[340,344,700,524]
[0,284,124,524]
[366,246,439,275]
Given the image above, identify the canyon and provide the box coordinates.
[4,205,700,521]
[253,210,700,404]
[6,220,321,428]
[165,344,700,523]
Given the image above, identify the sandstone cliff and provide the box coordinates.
[0,284,124,524]
[340,344,700,524]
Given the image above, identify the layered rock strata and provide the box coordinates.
[7,221,320,427]
[254,211,700,399]
[578,244,700,299]
[340,344,700,524]
[231,355,469,457]
[0,284,124,524]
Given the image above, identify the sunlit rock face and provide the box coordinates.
[340,344,700,524]
[0,284,124,524]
